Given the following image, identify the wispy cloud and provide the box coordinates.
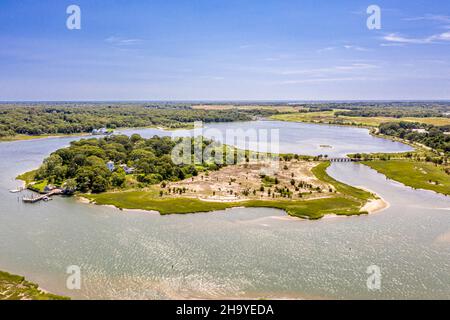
[105,36,144,46]
[380,43,405,47]
[278,77,373,85]
[317,45,369,53]
[343,45,369,51]
[279,63,378,76]
[383,31,450,44]
[403,14,450,24]
[383,33,430,44]
[317,46,336,53]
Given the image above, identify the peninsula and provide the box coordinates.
[18,134,380,220]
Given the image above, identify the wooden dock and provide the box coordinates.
[22,189,63,203]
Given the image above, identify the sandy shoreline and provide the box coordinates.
[356,186,390,214]
[361,198,390,214]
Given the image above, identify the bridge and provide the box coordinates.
[328,158,359,162]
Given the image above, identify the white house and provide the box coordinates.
[106,161,115,172]
[412,128,428,134]
[92,128,110,135]
[119,164,135,174]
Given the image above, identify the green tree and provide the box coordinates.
[92,176,109,193]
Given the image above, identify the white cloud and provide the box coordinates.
[430,31,450,41]
[343,45,369,51]
[403,14,450,24]
[317,45,369,53]
[279,63,378,76]
[383,33,429,44]
[317,46,336,53]
[383,31,450,44]
[278,77,372,85]
[380,43,405,47]
[105,36,143,46]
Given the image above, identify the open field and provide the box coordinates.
[0,132,93,142]
[192,104,300,113]
[16,170,50,193]
[16,170,37,185]
[84,161,375,220]
[270,110,450,127]
[362,160,450,196]
[0,270,69,300]
[167,160,333,201]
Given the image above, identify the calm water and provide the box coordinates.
[0,121,448,299]
[120,120,413,157]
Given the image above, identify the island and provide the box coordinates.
[17,134,382,220]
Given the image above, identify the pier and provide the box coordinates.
[22,189,63,203]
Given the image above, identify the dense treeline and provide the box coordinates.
[300,101,450,114]
[0,104,279,137]
[335,107,447,118]
[33,134,224,193]
[379,122,450,155]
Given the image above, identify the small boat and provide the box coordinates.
[9,188,23,193]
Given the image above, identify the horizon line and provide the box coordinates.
[1,99,450,104]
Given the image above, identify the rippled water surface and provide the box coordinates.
[0,121,448,299]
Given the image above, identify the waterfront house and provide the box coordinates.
[107,161,115,172]
[412,128,429,134]
[44,185,55,193]
[92,127,111,135]
[119,164,135,174]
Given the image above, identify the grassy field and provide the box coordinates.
[270,110,450,127]
[17,170,50,193]
[84,191,366,220]
[0,134,58,142]
[0,270,69,300]
[16,170,37,184]
[192,104,300,113]
[0,132,91,142]
[362,160,450,196]
[84,162,374,220]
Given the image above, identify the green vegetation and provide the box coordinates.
[22,134,228,194]
[363,160,450,196]
[28,180,49,193]
[20,133,282,194]
[379,122,450,156]
[20,130,376,219]
[270,104,450,196]
[85,161,373,220]
[84,191,366,220]
[16,170,37,184]
[0,133,78,142]
[261,175,279,187]
[0,103,281,139]
[270,110,450,128]
[0,270,69,300]
[334,105,448,118]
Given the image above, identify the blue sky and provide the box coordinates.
[1,0,449,101]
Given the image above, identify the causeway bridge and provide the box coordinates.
[328,157,360,162]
